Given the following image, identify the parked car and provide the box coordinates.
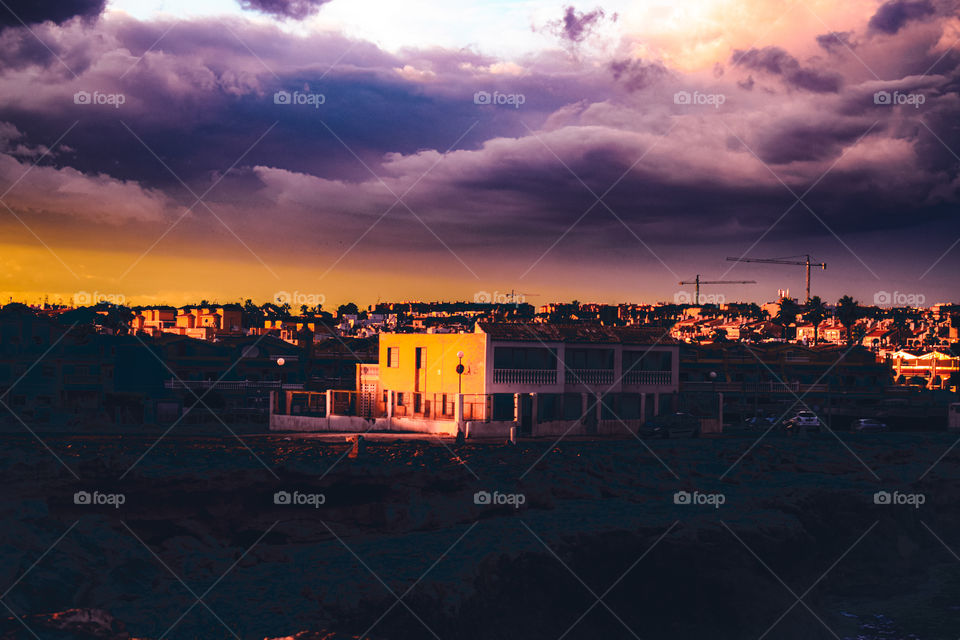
[640,412,701,439]
[743,415,778,429]
[853,418,888,432]
[784,411,821,433]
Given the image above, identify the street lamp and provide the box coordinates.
[456,351,465,394]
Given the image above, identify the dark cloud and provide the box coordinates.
[753,119,881,164]
[608,58,666,91]
[0,17,595,192]
[0,0,104,27]
[549,6,615,44]
[237,0,332,20]
[816,30,857,53]
[868,0,936,34]
[732,46,842,93]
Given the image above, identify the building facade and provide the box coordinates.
[271,323,680,437]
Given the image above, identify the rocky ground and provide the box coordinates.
[1,429,958,639]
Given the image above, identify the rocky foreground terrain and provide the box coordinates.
[1,430,958,639]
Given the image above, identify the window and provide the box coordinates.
[387,347,399,368]
[538,394,560,421]
[492,394,515,421]
[415,347,426,369]
[493,347,556,370]
[562,393,582,420]
[624,350,672,372]
[566,348,614,370]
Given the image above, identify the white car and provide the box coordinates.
[784,411,821,433]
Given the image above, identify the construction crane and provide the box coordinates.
[507,290,539,304]
[677,275,756,305]
[725,254,826,303]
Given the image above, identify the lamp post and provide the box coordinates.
[456,351,465,394]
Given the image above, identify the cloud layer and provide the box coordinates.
[0,2,958,304]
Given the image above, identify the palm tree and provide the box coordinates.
[774,297,801,340]
[337,302,359,318]
[836,295,862,346]
[802,296,827,345]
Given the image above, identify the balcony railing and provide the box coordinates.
[622,370,672,386]
[166,380,303,391]
[492,369,558,385]
[492,368,672,387]
[565,369,614,385]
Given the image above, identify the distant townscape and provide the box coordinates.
[1,295,958,433]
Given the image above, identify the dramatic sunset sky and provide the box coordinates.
[0,0,958,307]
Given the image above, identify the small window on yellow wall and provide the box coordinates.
[387,347,399,367]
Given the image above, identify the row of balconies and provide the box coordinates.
[491,368,672,386]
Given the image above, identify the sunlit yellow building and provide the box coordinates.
[273,323,680,437]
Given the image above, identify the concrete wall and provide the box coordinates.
[390,417,458,436]
[269,413,457,435]
[465,421,515,438]
[270,414,379,432]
